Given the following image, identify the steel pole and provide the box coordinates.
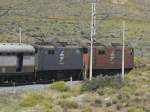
[122,21,125,81]
[90,2,96,80]
[19,27,22,43]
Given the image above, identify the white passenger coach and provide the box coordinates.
[0,43,35,75]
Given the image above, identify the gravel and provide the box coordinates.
[0,84,49,95]
[0,81,80,95]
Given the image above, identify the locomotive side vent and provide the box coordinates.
[48,50,55,55]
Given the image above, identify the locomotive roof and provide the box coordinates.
[34,44,132,49]
[34,42,132,49]
[34,44,83,48]
[0,43,35,53]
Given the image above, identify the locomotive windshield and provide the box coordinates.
[83,48,88,54]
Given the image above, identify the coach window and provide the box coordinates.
[7,53,12,55]
[48,50,55,55]
[98,50,106,55]
[12,52,16,56]
[35,48,38,53]
[27,53,34,55]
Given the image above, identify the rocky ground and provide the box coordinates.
[0,67,149,112]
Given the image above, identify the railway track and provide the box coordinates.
[0,77,74,87]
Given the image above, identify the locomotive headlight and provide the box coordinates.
[76,49,80,54]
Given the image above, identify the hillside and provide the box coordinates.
[0,0,150,56]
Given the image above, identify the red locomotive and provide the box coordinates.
[82,44,134,76]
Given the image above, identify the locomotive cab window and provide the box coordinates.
[48,50,55,55]
[98,50,106,55]
[130,48,134,55]
[83,48,88,54]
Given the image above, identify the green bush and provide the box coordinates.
[81,76,123,92]
[60,92,73,98]
[81,107,92,112]
[116,93,130,104]
[58,99,78,109]
[116,104,123,111]
[71,84,82,96]
[120,86,135,94]
[143,70,150,75]
[134,57,149,68]
[125,71,142,80]
[49,81,69,92]
[97,87,115,95]
[106,102,112,107]
[20,93,52,109]
[52,105,63,112]
[94,98,102,106]
[67,109,81,112]
[128,107,145,112]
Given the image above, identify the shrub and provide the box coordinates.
[96,88,105,96]
[94,99,102,106]
[49,81,69,92]
[125,70,142,80]
[52,105,63,112]
[134,88,146,96]
[81,76,123,92]
[81,93,94,103]
[106,102,112,107]
[120,86,135,94]
[116,93,130,104]
[67,109,81,112]
[97,87,115,95]
[116,104,123,111]
[20,93,52,109]
[71,84,82,96]
[58,99,78,109]
[60,92,73,98]
[112,99,117,105]
[134,57,149,68]
[81,107,92,112]
[143,70,150,75]
[20,93,45,107]
[128,107,145,112]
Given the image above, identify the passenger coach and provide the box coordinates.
[0,43,35,76]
